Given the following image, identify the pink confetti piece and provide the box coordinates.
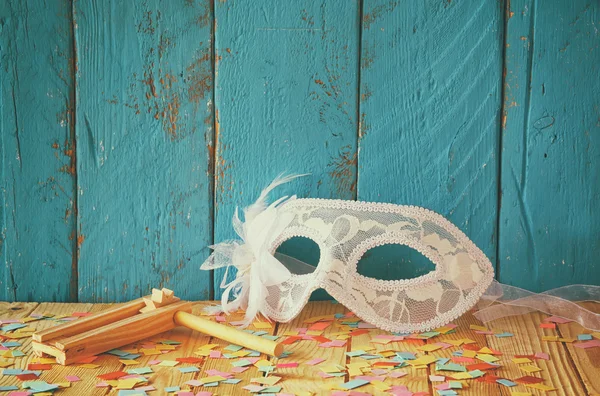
[176,392,194,396]
[96,382,109,388]
[318,371,335,379]
[276,362,298,368]
[534,352,550,360]
[356,375,386,381]
[388,370,408,379]
[209,350,221,358]
[574,340,600,349]
[475,330,495,335]
[429,375,445,382]
[435,342,453,349]
[196,392,213,396]
[436,383,451,390]
[348,392,373,396]
[148,359,161,365]
[306,358,325,366]
[370,369,387,375]
[242,385,265,392]
[65,375,80,382]
[185,380,203,386]
[205,369,232,378]
[231,366,250,373]
[135,386,155,392]
[5,392,31,396]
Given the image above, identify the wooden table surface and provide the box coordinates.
[0,301,598,396]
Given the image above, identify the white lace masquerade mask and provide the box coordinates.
[202,175,600,332]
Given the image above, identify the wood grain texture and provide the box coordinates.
[212,0,360,299]
[556,302,600,395]
[357,0,504,278]
[0,0,78,301]
[499,0,600,290]
[74,0,214,302]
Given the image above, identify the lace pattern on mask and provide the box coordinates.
[263,198,494,333]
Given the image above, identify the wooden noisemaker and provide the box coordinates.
[31,288,283,365]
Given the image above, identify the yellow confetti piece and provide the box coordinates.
[477,354,500,363]
[201,375,227,384]
[461,338,477,344]
[378,350,396,358]
[408,355,437,366]
[512,357,532,364]
[477,347,495,354]
[462,350,476,358]
[156,344,176,351]
[434,326,455,334]
[116,378,141,389]
[352,345,375,352]
[254,359,271,367]
[445,339,465,346]
[418,344,443,352]
[253,321,273,329]
[452,372,473,380]
[470,324,488,331]
[370,338,392,345]
[119,360,140,366]
[197,343,219,350]
[56,382,71,388]
[231,350,251,357]
[281,330,298,336]
[348,366,363,377]
[0,360,13,368]
[251,376,281,386]
[78,364,100,369]
[519,364,543,374]
[140,348,161,356]
[511,392,533,396]
[371,380,391,391]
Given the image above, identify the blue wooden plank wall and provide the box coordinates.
[1,0,598,302]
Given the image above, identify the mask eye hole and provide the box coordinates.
[275,236,320,275]
[357,243,436,280]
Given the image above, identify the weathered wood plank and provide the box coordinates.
[212,0,360,298]
[358,0,504,277]
[486,310,587,396]
[556,302,600,395]
[270,301,348,395]
[75,0,214,301]
[0,0,77,301]
[499,0,600,290]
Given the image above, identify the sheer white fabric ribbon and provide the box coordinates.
[200,175,306,326]
[474,281,600,331]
